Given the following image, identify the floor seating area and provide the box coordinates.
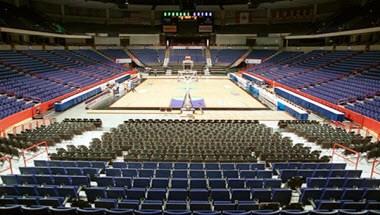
[245,50,380,122]
[169,49,205,66]
[0,118,101,158]
[128,49,165,66]
[211,49,248,66]
[50,119,324,163]
[278,120,380,158]
[1,159,379,215]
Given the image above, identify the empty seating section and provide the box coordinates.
[0,49,127,119]
[50,119,323,162]
[245,50,380,122]
[278,120,380,159]
[2,158,379,214]
[211,49,247,66]
[347,97,380,121]
[246,50,277,60]
[129,49,165,65]
[0,118,101,157]
[169,49,205,65]
[0,95,33,119]
[99,49,129,60]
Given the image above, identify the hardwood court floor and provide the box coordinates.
[111,78,266,109]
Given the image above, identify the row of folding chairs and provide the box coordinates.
[19,167,102,177]
[1,206,380,215]
[279,170,362,182]
[300,188,380,204]
[34,160,108,169]
[105,169,273,179]
[84,187,292,205]
[93,198,283,211]
[0,196,64,207]
[96,177,282,189]
[314,200,380,211]
[306,178,380,188]
[1,174,90,186]
[272,163,346,171]
[0,185,79,199]
[111,162,266,170]
[85,187,292,202]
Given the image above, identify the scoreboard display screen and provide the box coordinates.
[162,11,214,34]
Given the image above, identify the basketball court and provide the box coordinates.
[111,77,266,109]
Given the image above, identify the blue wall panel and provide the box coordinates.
[55,87,102,112]
[275,88,344,121]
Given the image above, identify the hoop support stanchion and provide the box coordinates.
[0,156,13,174]
[21,141,49,167]
[332,143,361,170]
[371,159,380,178]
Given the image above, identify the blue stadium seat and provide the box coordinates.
[123,169,138,178]
[205,163,219,170]
[190,179,208,189]
[252,189,272,202]
[141,200,163,210]
[85,187,107,202]
[94,198,118,209]
[114,177,132,188]
[118,199,140,210]
[228,179,245,188]
[97,177,115,187]
[209,179,227,189]
[206,171,222,179]
[146,188,167,200]
[152,178,169,188]
[126,188,146,200]
[22,206,50,215]
[171,179,189,189]
[106,187,127,199]
[105,208,134,215]
[77,208,106,215]
[231,189,251,201]
[156,170,171,178]
[210,189,230,201]
[133,178,151,188]
[168,189,188,201]
[165,201,188,210]
[190,201,212,211]
[134,210,162,215]
[190,171,205,178]
[271,188,292,206]
[190,189,209,201]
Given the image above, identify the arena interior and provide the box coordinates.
[1,0,380,214]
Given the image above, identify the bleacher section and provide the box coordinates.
[0,50,128,119]
[129,49,165,66]
[246,50,278,61]
[2,158,380,214]
[99,49,129,61]
[211,49,248,66]
[245,50,380,122]
[169,49,206,66]
[0,95,33,120]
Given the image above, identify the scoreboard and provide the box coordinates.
[162,11,214,34]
